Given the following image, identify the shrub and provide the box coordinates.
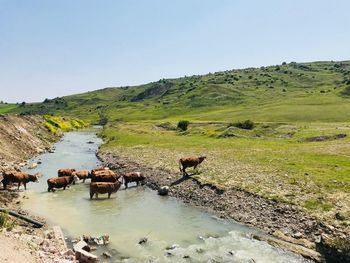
[44,122,58,134]
[71,118,87,128]
[99,115,108,126]
[229,120,255,130]
[0,211,8,227]
[342,86,350,96]
[177,120,189,131]
[0,211,16,231]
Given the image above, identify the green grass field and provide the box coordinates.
[11,60,350,228]
[99,121,350,226]
[0,104,17,114]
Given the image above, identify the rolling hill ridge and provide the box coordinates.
[13,60,350,123]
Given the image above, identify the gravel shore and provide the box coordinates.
[99,150,350,263]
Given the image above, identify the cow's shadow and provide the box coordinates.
[170,174,195,187]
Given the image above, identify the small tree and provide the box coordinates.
[177,120,189,131]
[98,108,108,126]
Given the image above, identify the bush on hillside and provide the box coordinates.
[177,120,189,131]
[229,120,255,130]
[342,86,350,96]
[98,113,108,126]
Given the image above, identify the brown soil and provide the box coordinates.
[0,233,40,263]
[0,115,57,173]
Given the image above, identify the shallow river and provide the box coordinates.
[22,130,311,263]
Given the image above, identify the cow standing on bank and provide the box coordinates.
[2,171,39,190]
[179,156,206,176]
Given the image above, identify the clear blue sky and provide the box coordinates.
[1,0,349,102]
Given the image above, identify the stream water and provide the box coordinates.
[22,130,311,263]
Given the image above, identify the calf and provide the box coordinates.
[122,172,145,189]
[90,170,120,183]
[72,170,90,183]
[90,181,122,199]
[47,174,79,192]
[2,171,39,190]
[58,168,76,177]
[179,156,206,176]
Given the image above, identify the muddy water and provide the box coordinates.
[22,131,311,263]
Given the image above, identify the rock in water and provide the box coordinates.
[158,186,169,196]
[138,237,148,245]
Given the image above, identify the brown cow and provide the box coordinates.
[58,168,76,177]
[47,174,79,192]
[91,170,120,183]
[2,171,39,190]
[122,172,145,189]
[179,156,206,176]
[90,181,122,199]
[90,167,109,174]
[72,170,90,183]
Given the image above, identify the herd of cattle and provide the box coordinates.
[1,167,145,199]
[0,155,206,199]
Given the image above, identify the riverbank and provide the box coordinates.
[0,115,75,263]
[99,150,350,263]
[0,115,58,171]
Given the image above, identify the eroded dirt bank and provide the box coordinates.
[0,115,57,170]
[0,115,73,263]
[99,150,350,263]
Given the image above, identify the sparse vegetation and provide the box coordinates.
[0,211,16,231]
[229,120,255,130]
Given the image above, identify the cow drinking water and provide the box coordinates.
[72,169,90,183]
[47,174,79,192]
[179,156,206,176]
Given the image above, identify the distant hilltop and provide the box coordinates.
[8,60,350,123]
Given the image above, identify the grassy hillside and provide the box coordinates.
[0,104,17,114]
[11,60,350,228]
[13,60,350,123]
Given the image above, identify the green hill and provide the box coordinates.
[0,104,17,114]
[14,60,350,123]
[9,60,350,232]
